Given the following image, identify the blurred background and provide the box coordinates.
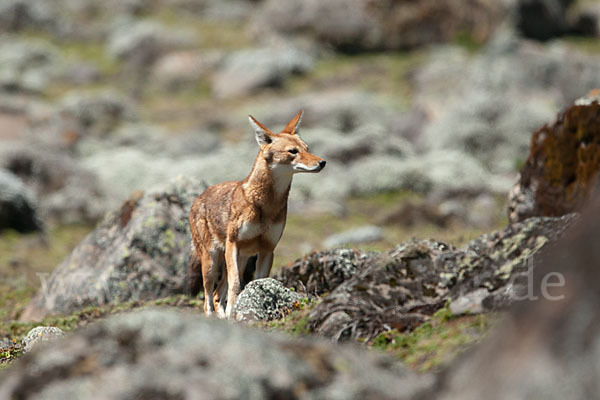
[1,0,600,318]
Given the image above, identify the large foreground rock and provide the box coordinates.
[278,214,578,342]
[508,91,600,222]
[426,196,600,400]
[0,309,432,399]
[20,176,206,321]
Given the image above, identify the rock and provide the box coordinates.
[419,89,553,174]
[212,47,315,99]
[275,248,367,296]
[508,91,600,223]
[107,19,194,62]
[309,240,453,341]
[380,201,451,228]
[58,61,101,85]
[427,196,600,400]
[0,37,60,94]
[19,176,206,321]
[382,191,502,230]
[302,124,415,165]
[514,0,574,40]
[233,278,304,322]
[449,288,490,315]
[347,151,513,196]
[414,37,600,170]
[59,90,137,138]
[151,50,223,91]
[80,143,252,210]
[570,2,600,36]
[0,146,106,224]
[78,123,221,158]
[465,193,499,229]
[303,214,577,342]
[441,214,578,299]
[252,0,505,52]
[0,0,58,33]
[323,225,383,248]
[0,309,432,399]
[255,90,395,133]
[21,326,64,353]
[0,168,40,232]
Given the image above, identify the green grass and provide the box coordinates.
[262,297,316,336]
[562,36,600,54]
[0,224,93,321]
[371,307,496,372]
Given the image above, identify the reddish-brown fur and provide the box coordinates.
[188,111,325,318]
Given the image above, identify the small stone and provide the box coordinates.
[449,289,490,315]
[22,326,65,353]
[234,278,304,322]
[323,225,383,248]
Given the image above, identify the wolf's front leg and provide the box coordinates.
[255,251,274,279]
[225,240,241,318]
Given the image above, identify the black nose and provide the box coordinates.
[319,160,326,169]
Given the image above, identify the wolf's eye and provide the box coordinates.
[288,148,298,155]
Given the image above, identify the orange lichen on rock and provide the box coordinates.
[508,91,600,222]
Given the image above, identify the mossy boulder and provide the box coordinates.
[0,309,432,399]
[508,91,600,222]
[274,248,368,296]
[20,176,206,321]
[277,214,578,342]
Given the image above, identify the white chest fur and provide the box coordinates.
[237,220,285,246]
[238,221,262,240]
[265,221,284,246]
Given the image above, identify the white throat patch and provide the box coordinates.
[270,164,293,195]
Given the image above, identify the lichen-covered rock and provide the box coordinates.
[0,168,40,232]
[151,50,223,91]
[19,176,206,321]
[107,19,194,62]
[0,0,59,34]
[323,225,383,248]
[59,90,137,138]
[508,91,600,222]
[304,214,578,342]
[308,240,453,342]
[21,326,64,353]
[0,146,106,224]
[440,214,578,298]
[274,248,368,296]
[233,278,304,322]
[212,47,315,99]
[0,37,60,94]
[0,309,433,400]
[427,197,600,400]
[514,0,574,41]
[252,0,505,52]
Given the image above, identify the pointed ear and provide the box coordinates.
[249,115,273,146]
[281,110,303,135]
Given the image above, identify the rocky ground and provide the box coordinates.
[1,0,600,398]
